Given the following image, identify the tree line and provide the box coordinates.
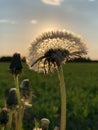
[0,56,26,62]
[0,56,98,63]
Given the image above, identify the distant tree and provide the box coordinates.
[22,57,26,63]
[68,57,92,62]
[0,56,26,62]
[0,56,12,62]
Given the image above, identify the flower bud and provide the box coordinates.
[54,126,59,130]
[9,53,22,76]
[6,88,18,109]
[20,79,31,99]
[0,108,9,125]
[41,118,50,130]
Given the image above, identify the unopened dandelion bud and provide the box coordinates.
[54,126,59,130]
[33,128,42,130]
[20,79,31,99]
[9,53,22,76]
[41,118,50,130]
[6,88,18,109]
[0,108,9,125]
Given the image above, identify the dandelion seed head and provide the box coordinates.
[27,30,87,73]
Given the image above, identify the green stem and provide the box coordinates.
[14,75,22,130]
[57,65,66,130]
[6,110,13,130]
[13,110,18,130]
[0,126,4,130]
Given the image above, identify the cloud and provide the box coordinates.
[0,19,17,24]
[88,0,96,2]
[41,0,64,6]
[30,19,37,24]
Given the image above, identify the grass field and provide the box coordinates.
[0,62,98,130]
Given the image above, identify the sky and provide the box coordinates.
[0,0,98,59]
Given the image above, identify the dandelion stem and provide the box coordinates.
[0,126,4,130]
[14,75,22,130]
[57,65,66,130]
[6,110,13,130]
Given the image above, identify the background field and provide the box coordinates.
[0,62,98,130]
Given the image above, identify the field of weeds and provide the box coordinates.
[0,62,98,130]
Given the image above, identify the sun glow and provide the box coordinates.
[38,23,62,34]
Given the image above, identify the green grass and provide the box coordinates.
[0,62,98,130]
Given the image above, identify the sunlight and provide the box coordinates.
[38,22,62,34]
